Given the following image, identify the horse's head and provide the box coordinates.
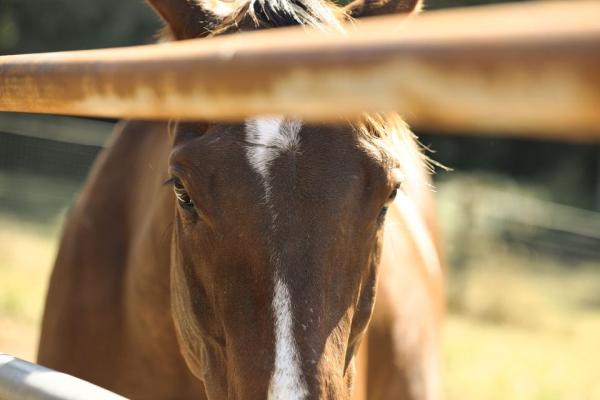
[148,1,423,399]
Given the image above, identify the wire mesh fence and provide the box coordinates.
[0,115,112,221]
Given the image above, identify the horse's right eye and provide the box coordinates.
[169,177,196,213]
[175,189,195,211]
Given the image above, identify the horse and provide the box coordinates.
[37,0,444,399]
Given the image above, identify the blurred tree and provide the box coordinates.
[426,0,528,9]
[0,0,160,54]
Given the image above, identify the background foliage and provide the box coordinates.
[0,0,159,53]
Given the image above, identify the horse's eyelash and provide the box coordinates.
[162,177,178,187]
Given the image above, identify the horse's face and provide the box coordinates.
[147,0,422,398]
[167,119,401,399]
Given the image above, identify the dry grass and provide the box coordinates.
[444,257,600,400]
[438,174,600,400]
[0,216,57,361]
[445,312,600,400]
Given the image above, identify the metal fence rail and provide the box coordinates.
[0,353,125,400]
[1,0,599,140]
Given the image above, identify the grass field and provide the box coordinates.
[0,217,58,361]
[444,259,600,400]
[1,176,600,399]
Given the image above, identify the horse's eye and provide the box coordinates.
[378,185,400,223]
[385,183,400,207]
[386,187,398,205]
[169,178,196,212]
[175,189,195,211]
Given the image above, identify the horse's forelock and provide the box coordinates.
[210,0,345,34]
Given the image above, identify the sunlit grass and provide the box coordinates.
[438,174,600,400]
[444,257,600,400]
[445,312,600,400]
[0,216,58,360]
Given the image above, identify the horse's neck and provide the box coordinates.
[110,121,180,345]
[99,121,204,387]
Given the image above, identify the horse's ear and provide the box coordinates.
[147,0,218,40]
[345,0,423,19]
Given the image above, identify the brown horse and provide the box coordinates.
[37,0,443,399]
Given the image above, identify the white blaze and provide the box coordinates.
[245,117,301,201]
[245,117,284,183]
[269,274,308,400]
[244,116,307,400]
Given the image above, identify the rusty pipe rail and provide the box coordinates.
[0,353,126,400]
[1,1,600,140]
